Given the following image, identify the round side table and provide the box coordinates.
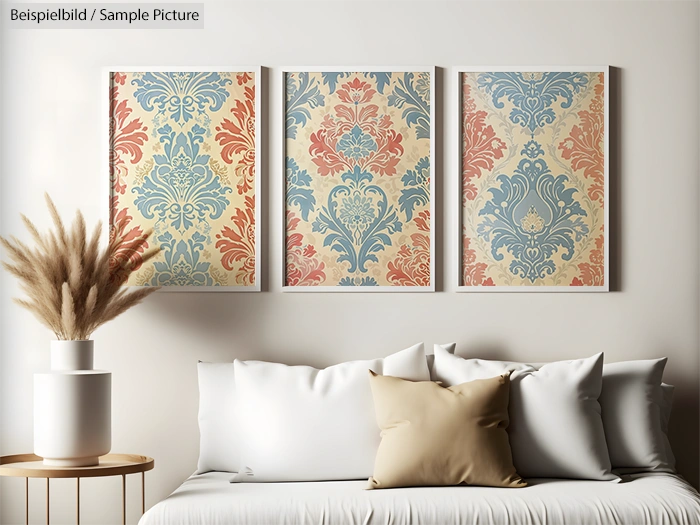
[0,453,154,525]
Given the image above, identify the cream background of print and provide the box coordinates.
[460,70,606,289]
[109,69,259,290]
[284,70,433,289]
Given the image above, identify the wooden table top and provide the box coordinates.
[0,454,154,478]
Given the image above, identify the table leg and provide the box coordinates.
[141,472,145,515]
[46,478,50,525]
[122,474,126,525]
[76,478,80,525]
[25,478,28,525]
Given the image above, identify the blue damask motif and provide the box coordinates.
[286,72,325,140]
[338,276,379,286]
[151,232,214,286]
[476,72,588,135]
[477,141,589,283]
[399,157,430,221]
[522,140,545,159]
[131,72,232,126]
[388,72,431,140]
[336,125,378,159]
[312,166,402,273]
[321,73,349,94]
[132,124,232,233]
[367,73,392,94]
[286,157,316,221]
[321,72,392,94]
[339,193,376,239]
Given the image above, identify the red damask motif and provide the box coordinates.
[109,82,148,195]
[286,211,326,286]
[215,85,256,195]
[337,78,376,105]
[558,73,605,205]
[386,211,431,287]
[570,234,605,286]
[462,83,507,204]
[414,209,430,233]
[236,72,253,86]
[309,77,404,177]
[215,195,256,286]
[462,234,494,286]
[108,196,148,284]
[113,72,126,85]
[595,76,604,97]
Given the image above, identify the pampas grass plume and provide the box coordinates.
[0,194,160,340]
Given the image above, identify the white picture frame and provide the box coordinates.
[104,66,262,292]
[281,66,436,293]
[455,66,609,293]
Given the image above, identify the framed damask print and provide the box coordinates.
[458,67,608,292]
[283,67,435,291]
[107,67,261,291]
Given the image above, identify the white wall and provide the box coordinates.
[1,1,698,523]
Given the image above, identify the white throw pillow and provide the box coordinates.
[432,345,617,481]
[601,359,675,473]
[196,361,238,474]
[233,343,429,482]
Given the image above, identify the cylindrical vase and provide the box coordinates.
[34,340,111,467]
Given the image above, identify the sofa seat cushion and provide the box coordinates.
[140,471,700,525]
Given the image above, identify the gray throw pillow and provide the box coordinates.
[601,359,675,473]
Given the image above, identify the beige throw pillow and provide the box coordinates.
[368,371,525,489]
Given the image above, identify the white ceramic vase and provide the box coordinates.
[34,340,111,467]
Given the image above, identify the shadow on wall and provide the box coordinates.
[434,66,444,292]
[668,387,699,489]
[259,66,271,292]
[609,66,622,292]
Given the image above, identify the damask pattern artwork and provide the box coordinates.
[284,70,434,290]
[459,69,607,291]
[108,69,259,290]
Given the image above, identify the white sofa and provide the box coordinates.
[139,347,700,525]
